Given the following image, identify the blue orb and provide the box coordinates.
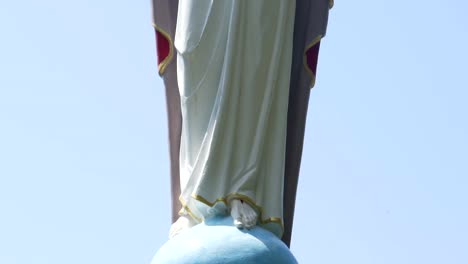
[152,216,297,264]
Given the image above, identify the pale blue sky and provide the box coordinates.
[1,1,467,263]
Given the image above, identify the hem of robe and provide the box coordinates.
[304,34,324,88]
[178,193,284,238]
[152,23,174,75]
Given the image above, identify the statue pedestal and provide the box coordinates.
[152,216,297,264]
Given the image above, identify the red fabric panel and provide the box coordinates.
[155,29,170,66]
[305,41,321,76]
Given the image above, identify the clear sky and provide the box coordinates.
[1,1,467,263]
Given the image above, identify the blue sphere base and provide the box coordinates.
[152,216,297,264]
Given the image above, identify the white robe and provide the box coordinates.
[175,0,295,238]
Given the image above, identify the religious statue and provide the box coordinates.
[152,0,332,247]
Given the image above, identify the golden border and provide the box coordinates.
[179,192,284,237]
[152,23,174,75]
[303,34,323,88]
[178,196,202,222]
[195,193,285,229]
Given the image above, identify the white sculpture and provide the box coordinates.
[152,0,332,245]
[169,0,296,238]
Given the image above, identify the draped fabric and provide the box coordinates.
[152,0,181,223]
[283,0,331,245]
[175,0,295,238]
[152,0,331,246]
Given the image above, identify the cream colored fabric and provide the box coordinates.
[175,0,295,238]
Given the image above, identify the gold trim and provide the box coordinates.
[152,23,174,75]
[192,194,226,207]
[187,192,284,236]
[303,34,323,88]
[329,0,334,9]
[178,196,202,222]
[262,217,283,225]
